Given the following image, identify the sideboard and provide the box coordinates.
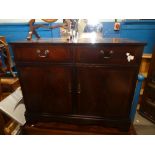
[10,37,146,131]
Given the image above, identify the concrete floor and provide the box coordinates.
[134,112,155,135]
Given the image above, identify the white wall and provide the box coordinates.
[0,19,63,23]
[0,19,122,23]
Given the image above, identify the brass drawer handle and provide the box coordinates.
[36,49,49,58]
[100,50,114,59]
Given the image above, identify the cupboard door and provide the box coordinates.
[77,66,137,118]
[18,65,72,115]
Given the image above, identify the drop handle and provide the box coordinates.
[100,50,114,59]
[36,49,49,58]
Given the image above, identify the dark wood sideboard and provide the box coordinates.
[10,37,146,132]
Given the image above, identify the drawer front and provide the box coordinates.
[76,45,143,65]
[13,45,72,62]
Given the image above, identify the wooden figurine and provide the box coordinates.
[27,19,64,40]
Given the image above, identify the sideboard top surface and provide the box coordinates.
[10,36,146,46]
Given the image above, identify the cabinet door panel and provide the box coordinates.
[77,66,137,118]
[18,66,72,115]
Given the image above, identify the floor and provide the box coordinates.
[134,111,155,135]
[23,112,155,135]
[1,88,155,135]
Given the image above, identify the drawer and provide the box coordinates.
[76,45,143,65]
[13,45,72,62]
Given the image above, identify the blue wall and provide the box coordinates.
[0,22,61,57]
[103,20,155,54]
[1,20,155,54]
[0,22,61,42]
[0,23,60,42]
